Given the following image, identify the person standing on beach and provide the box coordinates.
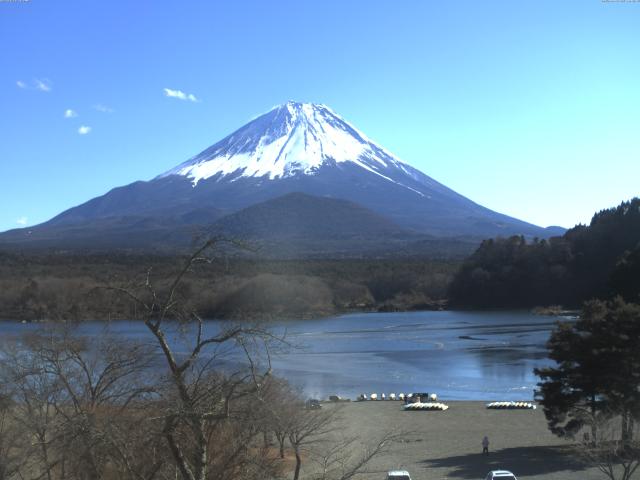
[482,436,489,455]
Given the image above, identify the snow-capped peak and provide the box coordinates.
[159,102,416,186]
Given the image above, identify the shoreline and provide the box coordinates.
[0,303,575,324]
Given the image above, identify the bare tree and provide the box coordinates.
[0,337,65,480]
[0,329,164,480]
[35,332,159,480]
[108,239,280,480]
[281,402,405,480]
[286,404,343,480]
[309,430,406,480]
[252,376,406,480]
[0,393,25,480]
[254,376,299,459]
[576,411,640,480]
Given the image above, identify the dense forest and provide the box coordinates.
[449,198,640,308]
[0,252,458,321]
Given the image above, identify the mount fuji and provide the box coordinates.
[0,102,562,254]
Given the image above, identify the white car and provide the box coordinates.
[485,470,517,480]
[387,470,411,480]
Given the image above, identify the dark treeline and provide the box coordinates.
[0,253,458,321]
[449,198,640,308]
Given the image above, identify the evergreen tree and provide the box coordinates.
[535,298,640,443]
[450,197,640,308]
[610,245,640,303]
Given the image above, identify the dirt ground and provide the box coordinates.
[309,401,606,480]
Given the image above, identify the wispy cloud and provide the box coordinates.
[64,109,78,118]
[78,125,92,135]
[163,87,198,102]
[93,104,114,113]
[34,78,52,92]
[16,216,28,226]
[17,78,53,92]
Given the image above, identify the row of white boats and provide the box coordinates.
[400,400,536,412]
[486,401,536,409]
[356,393,438,401]
[352,394,536,411]
[402,402,450,411]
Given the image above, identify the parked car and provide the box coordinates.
[485,470,517,480]
[387,470,411,480]
[305,399,322,409]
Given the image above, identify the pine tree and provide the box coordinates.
[535,298,640,444]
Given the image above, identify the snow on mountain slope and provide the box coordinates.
[0,100,563,251]
[159,101,424,195]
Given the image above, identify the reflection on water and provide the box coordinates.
[0,310,568,400]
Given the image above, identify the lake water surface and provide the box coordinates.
[0,310,571,401]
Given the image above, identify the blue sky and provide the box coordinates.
[1,0,639,232]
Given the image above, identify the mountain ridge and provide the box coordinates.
[0,102,564,254]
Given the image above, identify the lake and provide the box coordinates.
[0,310,571,401]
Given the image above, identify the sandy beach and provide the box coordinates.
[311,401,604,480]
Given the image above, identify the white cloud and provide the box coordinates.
[64,109,78,118]
[34,78,52,92]
[78,125,92,135]
[16,216,28,226]
[16,78,53,91]
[163,87,198,102]
[93,104,114,113]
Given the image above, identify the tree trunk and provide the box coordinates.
[276,433,286,459]
[39,430,53,480]
[293,447,302,480]
[622,410,630,446]
[194,418,208,480]
[589,394,598,445]
[165,429,195,480]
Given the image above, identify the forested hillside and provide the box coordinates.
[449,198,640,308]
[0,253,456,321]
